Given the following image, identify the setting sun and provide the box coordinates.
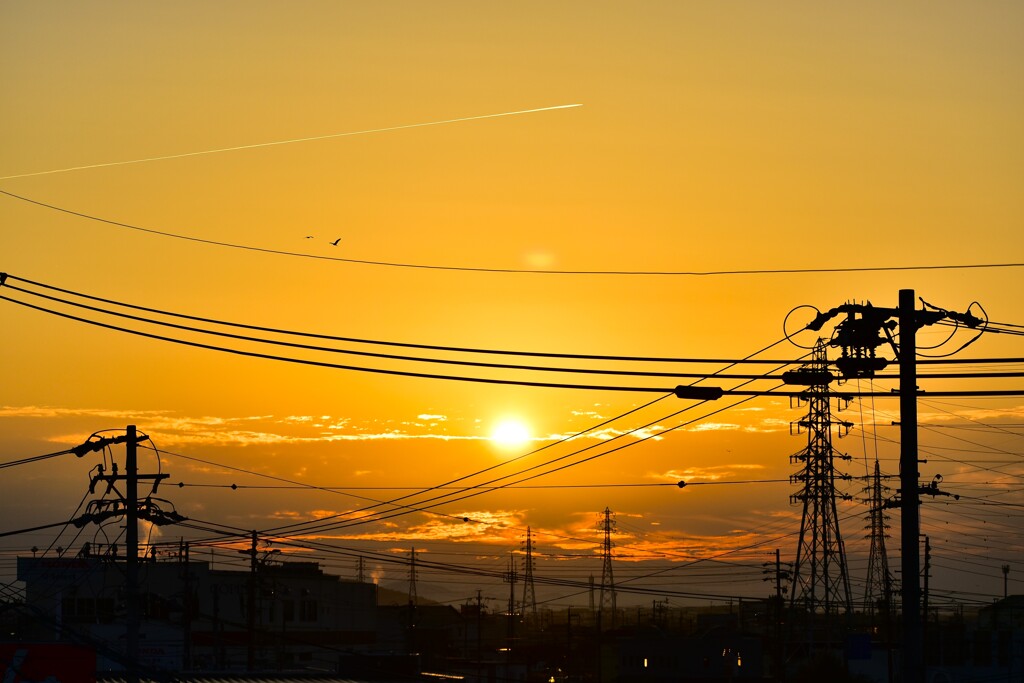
[490,418,532,450]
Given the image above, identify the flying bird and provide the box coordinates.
[330,238,341,246]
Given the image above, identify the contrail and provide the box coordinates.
[0,103,582,181]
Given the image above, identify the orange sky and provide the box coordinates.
[1,2,1022,609]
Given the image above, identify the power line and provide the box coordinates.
[0,279,805,379]
[157,391,787,559]
[7,292,1023,397]
[173,479,790,490]
[3,190,1023,276]
[0,448,77,470]
[14,277,1024,385]
[0,518,87,540]
[6,272,1021,369]
[0,292,690,393]
[1,273,805,364]
[143,444,484,528]
[257,340,798,537]
[258,340,800,536]
[266,390,771,539]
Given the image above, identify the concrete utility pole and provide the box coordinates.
[180,539,191,672]
[82,426,173,682]
[505,552,517,670]
[126,424,140,683]
[505,551,518,618]
[408,547,418,654]
[247,530,258,671]
[803,289,980,683]
[922,535,931,655]
[898,289,923,683]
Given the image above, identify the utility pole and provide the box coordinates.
[761,549,790,627]
[1003,565,1010,600]
[125,424,140,683]
[81,426,172,683]
[803,289,981,683]
[899,288,923,683]
[922,535,931,663]
[408,547,418,657]
[505,552,517,671]
[775,549,784,602]
[476,589,484,679]
[180,539,192,673]
[505,551,518,618]
[246,530,257,672]
[357,555,365,583]
[772,549,789,680]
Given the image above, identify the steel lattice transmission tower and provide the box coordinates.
[863,458,895,614]
[521,526,537,617]
[408,547,418,606]
[788,340,853,618]
[598,507,616,620]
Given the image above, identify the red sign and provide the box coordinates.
[0,643,96,683]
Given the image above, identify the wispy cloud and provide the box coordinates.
[0,405,172,420]
[653,464,766,483]
[688,422,741,432]
[920,404,1024,423]
[4,405,516,448]
[686,419,789,434]
[547,425,666,442]
[301,509,527,545]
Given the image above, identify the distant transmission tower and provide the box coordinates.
[598,507,617,622]
[788,340,853,620]
[521,526,537,617]
[863,458,894,614]
[504,552,518,617]
[357,555,366,583]
[408,547,418,606]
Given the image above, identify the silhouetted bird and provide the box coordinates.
[305,235,314,239]
[330,238,341,246]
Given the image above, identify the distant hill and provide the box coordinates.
[375,583,442,607]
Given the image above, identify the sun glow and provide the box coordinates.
[490,419,532,450]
